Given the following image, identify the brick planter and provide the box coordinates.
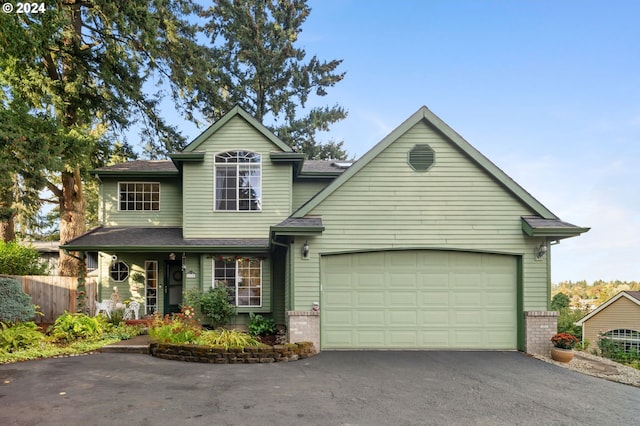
[150,341,316,364]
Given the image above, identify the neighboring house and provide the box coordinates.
[62,105,589,352]
[575,291,640,353]
[21,241,97,275]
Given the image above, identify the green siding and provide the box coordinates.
[292,180,331,211]
[293,120,549,314]
[182,115,292,238]
[99,177,183,226]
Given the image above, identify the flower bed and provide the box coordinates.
[150,341,316,364]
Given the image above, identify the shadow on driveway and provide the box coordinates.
[1,351,639,425]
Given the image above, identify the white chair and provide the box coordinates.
[123,301,140,320]
[94,299,114,318]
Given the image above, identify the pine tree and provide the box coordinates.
[200,0,348,159]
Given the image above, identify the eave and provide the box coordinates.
[521,216,590,239]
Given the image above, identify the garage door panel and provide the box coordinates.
[389,310,418,326]
[355,310,385,326]
[421,291,449,306]
[322,251,517,350]
[390,292,418,307]
[356,291,385,307]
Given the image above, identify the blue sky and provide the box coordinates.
[177,0,640,283]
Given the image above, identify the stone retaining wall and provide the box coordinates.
[150,342,316,364]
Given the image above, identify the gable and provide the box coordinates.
[576,291,640,325]
[182,105,291,153]
[294,106,556,219]
[299,119,540,235]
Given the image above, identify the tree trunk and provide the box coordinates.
[0,215,15,242]
[58,168,86,276]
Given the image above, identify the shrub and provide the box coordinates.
[0,241,48,275]
[556,307,586,339]
[0,321,44,353]
[0,277,36,323]
[197,328,261,350]
[182,289,206,323]
[200,287,236,328]
[598,331,640,364]
[148,314,202,344]
[247,312,276,337]
[49,312,108,342]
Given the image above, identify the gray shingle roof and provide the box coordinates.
[274,217,324,228]
[521,216,582,229]
[62,227,269,251]
[94,160,177,173]
[626,291,640,302]
[301,160,353,174]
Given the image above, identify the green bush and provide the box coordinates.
[200,287,236,328]
[0,241,48,275]
[49,312,108,342]
[598,332,640,364]
[0,277,36,323]
[197,328,261,350]
[182,289,206,323]
[247,312,276,337]
[148,315,202,344]
[0,321,44,353]
[556,307,586,339]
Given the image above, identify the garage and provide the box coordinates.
[321,250,518,350]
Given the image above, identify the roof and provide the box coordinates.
[271,217,325,236]
[301,160,353,174]
[93,160,178,174]
[293,106,562,219]
[61,227,269,253]
[521,216,590,239]
[575,291,640,325]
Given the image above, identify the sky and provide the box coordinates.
[174,0,640,283]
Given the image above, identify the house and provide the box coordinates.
[62,106,589,353]
[575,291,640,353]
[22,241,98,275]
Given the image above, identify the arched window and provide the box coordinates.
[214,151,261,211]
[603,329,640,353]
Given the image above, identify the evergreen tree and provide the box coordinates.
[200,0,348,159]
[0,1,217,275]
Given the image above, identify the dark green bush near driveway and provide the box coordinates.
[0,277,36,323]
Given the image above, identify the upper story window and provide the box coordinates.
[214,151,261,211]
[119,182,160,211]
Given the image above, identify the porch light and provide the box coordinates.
[169,253,176,261]
[302,241,310,259]
[181,252,186,270]
[535,242,548,260]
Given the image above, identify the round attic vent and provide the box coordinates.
[408,144,435,171]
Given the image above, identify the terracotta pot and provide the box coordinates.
[551,347,574,363]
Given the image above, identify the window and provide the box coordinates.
[213,257,262,307]
[119,182,160,211]
[145,261,158,315]
[214,151,261,211]
[110,261,129,282]
[604,329,640,353]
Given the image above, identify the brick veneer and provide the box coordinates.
[525,311,558,356]
[150,342,316,363]
[287,310,320,351]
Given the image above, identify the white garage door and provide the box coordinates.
[321,250,517,349]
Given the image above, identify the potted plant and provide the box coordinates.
[550,332,579,362]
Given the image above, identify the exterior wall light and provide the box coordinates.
[302,241,310,260]
[181,252,187,270]
[535,242,548,260]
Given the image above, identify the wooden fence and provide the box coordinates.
[1,275,97,323]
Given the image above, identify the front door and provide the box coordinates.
[164,260,183,314]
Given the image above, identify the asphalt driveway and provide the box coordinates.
[1,351,639,425]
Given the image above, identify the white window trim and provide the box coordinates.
[213,151,262,212]
[145,260,158,316]
[212,258,263,308]
[605,329,640,352]
[117,181,161,212]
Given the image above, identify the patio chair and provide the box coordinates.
[123,301,140,320]
[94,299,114,319]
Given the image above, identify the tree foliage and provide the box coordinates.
[0,1,217,274]
[200,0,348,159]
[0,241,48,275]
